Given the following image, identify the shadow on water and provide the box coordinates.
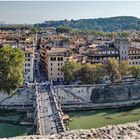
[66,104,140,118]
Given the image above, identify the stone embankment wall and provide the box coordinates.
[56,82,140,109]
[8,121,140,139]
[0,87,34,106]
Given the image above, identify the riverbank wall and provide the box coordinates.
[56,82,140,106]
[0,87,35,106]
[62,99,140,111]
[1,82,140,111]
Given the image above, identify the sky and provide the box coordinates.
[0,1,140,24]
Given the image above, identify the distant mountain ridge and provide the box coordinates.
[34,16,140,32]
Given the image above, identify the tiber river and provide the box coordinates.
[1,106,140,138]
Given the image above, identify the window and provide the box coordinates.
[53,57,56,61]
[57,57,60,61]
[28,59,30,61]
[58,63,60,66]
[58,68,60,71]
[50,57,53,61]
[60,57,63,61]
[28,64,30,66]
[51,63,53,66]
[51,68,53,71]
[28,76,30,79]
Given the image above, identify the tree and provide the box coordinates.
[80,63,104,84]
[56,27,72,33]
[80,64,94,84]
[62,61,81,84]
[0,45,25,93]
[94,63,104,83]
[120,61,129,79]
[129,66,140,79]
[106,58,120,83]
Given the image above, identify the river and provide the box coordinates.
[1,106,140,137]
[0,110,28,138]
[67,106,140,130]
[0,123,27,138]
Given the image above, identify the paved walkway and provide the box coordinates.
[35,83,65,135]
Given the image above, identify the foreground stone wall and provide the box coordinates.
[56,82,140,104]
[8,121,140,139]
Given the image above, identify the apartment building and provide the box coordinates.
[130,39,140,49]
[128,47,140,66]
[23,48,35,82]
[86,43,120,65]
[40,45,72,82]
[47,50,71,82]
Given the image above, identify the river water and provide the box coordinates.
[0,123,27,138]
[1,106,140,137]
[67,106,140,130]
[0,111,28,138]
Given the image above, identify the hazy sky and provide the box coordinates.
[1,1,140,24]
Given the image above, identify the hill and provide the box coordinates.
[34,16,140,32]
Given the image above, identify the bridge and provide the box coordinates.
[34,82,65,135]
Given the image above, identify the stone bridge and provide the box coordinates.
[34,83,65,135]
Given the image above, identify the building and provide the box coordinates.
[40,46,72,82]
[23,48,35,82]
[130,39,140,49]
[86,43,120,65]
[115,38,129,61]
[128,47,140,66]
[47,50,71,82]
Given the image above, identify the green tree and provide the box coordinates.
[129,66,140,79]
[80,63,104,84]
[94,63,104,83]
[120,61,129,79]
[56,27,72,33]
[106,58,120,83]
[0,45,25,93]
[62,61,81,84]
[80,63,94,84]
